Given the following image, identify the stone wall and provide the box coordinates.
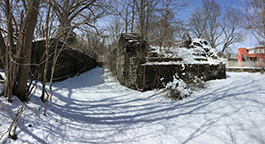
[126,58,226,91]
[115,33,226,91]
[31,39,97,81]
[116,33,148,86]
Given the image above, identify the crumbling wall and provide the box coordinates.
[115,33,226,91]
[127,59,226,90]
[116,33,148,86]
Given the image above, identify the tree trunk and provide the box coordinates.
[4,0,15,102]
[139,0,145,39]
[15,0,40,101]
[0,31,6,66]
[162,0,169,47]
[131,0,136,32]
[41,0,51,102]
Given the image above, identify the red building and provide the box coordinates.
[238,46,265,63]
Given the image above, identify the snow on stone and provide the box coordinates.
[148,38,222,65]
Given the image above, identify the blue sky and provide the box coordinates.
[184,0,243,14]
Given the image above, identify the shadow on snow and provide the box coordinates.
[3,68,264,144]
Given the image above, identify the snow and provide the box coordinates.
[149,38,223,65]
[128,40,138,43]
[143,60,220,66]
[246,46,264,50]
[226,66,263,69]
[1,67,265,144]
[164,74,192,98]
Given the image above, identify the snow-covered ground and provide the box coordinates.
[1,67,265,144]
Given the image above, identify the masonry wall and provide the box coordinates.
[116,33,148,86]
[126,57,226,91]
[115,33,226,91]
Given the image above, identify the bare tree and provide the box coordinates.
[14,0,41,101]
[51,0,109,42]
[41,0,52,102]
[113,0,133,33]
[135,0,159,40]
[203,0,223,49]
[189,9,207,38]
[36,0,111,104]
[244,0,265,43]
[189,0,223,48]
[157,0,188,47]
[138,0,146,39]
[111,0,139,34]
[189,0,242,51]
[131,0,137,32]
[221,8,243,52]
[0,0,41,101]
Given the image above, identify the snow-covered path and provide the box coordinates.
[1,67,265,144]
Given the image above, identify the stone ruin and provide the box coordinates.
[115,33,149,86]
[31,39,97,81]
[114,33,226,91]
